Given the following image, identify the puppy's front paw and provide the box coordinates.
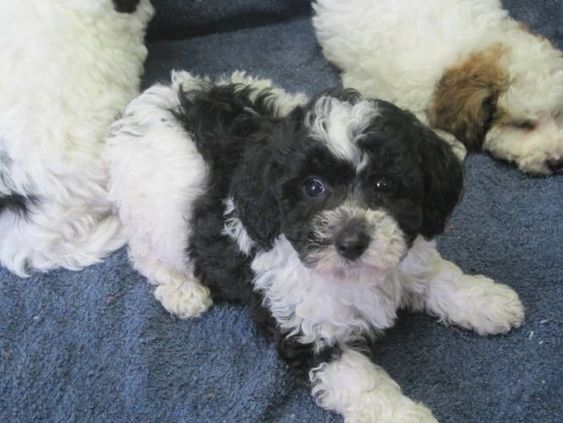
[154,280,212,319]
[452,275,524,336]
[517,152,563,175]
[346,394,437,423]
[311,349,438,423]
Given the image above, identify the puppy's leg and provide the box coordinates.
[131,252,211,319]
[107,74,212,318]
[0,203,124,276]
[110,131,213,319]
[254,307,436,423]
[311,349,437,423]
[400,237,524,335]
[484,125,563,175]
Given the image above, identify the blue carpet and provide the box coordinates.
[1,1,562,422]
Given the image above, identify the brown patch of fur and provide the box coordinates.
[428,44,510,151]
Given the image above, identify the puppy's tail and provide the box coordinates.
[0,205,126,277]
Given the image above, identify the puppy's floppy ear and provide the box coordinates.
[230,128,285,250]
[427,44,508,151]
[418,129,464,239]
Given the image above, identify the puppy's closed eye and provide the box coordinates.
[510,119,537,130]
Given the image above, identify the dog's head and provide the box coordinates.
[229,89,463,276]
[428,41,563,175]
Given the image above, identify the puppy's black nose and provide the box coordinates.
[335,229,371,261]
[546,158,563,173]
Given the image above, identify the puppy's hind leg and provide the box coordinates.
[400,237,524,335]
[120,161,212,319]
[131,252,212,319]
[107,75,212,319]
[116,159,213,319]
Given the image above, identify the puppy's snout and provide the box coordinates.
[335,222,371,260]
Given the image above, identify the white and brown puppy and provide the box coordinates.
[0,0,153,275]
[313,0,563,175]
[107,71,524,422]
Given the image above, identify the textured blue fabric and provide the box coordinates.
[1,1,562,422]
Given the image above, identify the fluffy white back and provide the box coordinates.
[0,0,154,274]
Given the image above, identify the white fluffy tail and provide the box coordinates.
[0,207,126,277]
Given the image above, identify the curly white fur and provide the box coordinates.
[313,0,563,174]
[0,0,154,275]
[251,235,403,348]
[306,96,378,167]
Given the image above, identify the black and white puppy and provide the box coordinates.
[107,71,524,422]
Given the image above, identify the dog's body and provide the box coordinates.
[313,0,563,175]
[0,0,153,275]
[107,71,524,421]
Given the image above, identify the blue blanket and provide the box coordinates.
[1,1,562,422]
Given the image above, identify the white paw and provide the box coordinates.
[311,349,438,423]
[484,129,563,175]
[451,276,525,336]
[345,393,438,423]
[154,280,212,319]
[517,152,563,175]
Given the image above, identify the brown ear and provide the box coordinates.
[428,44,509,151]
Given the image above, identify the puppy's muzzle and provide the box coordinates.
[334,219,371,261]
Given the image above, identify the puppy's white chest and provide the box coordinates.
[252,236,402,347]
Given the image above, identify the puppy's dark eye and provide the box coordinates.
[304,177,326,198]
[373,176,393,193]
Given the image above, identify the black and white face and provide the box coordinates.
[232,90,463,275]
[279,145,421,274]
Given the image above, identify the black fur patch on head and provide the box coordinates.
[112,0,141,13]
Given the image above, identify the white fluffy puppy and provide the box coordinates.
[313,0,563,174]
[0,0,153,275]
